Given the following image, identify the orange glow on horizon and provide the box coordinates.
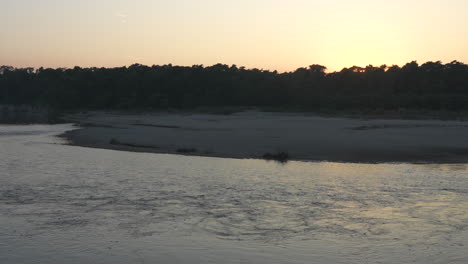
[1,0,468,72]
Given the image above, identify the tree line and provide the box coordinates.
[1,61,468,111]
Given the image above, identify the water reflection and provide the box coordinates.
[0,124,467,264]
[423,163,468,172]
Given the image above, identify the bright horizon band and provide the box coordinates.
[2,0,468,72]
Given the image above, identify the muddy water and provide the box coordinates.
[1,125,467,264]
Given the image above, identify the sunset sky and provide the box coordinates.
[2,0,468,72]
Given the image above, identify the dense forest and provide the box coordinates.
[1,61,468,111]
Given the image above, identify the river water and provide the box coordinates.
[1,124,467,264]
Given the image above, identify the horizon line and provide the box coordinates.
[2,59,467,74]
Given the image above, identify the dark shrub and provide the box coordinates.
[176,148,197,153]
[263,152,289,162]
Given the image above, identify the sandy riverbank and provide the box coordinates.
[60,111,468,163]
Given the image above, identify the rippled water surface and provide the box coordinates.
[1,125,468,264]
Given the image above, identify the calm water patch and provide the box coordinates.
[1,124,467,264]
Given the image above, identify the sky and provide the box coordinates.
[1,0,468,72]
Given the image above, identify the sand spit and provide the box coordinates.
[61,111,468,163]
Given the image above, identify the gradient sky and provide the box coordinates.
[1,0,468,72]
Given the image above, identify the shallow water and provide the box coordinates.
[1,124,467,264]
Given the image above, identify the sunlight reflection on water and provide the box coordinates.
[0,124,467,264]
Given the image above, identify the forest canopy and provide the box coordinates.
[1,61,468,111]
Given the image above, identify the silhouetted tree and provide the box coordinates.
[1,61,468,112]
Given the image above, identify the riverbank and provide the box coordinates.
[60,111,468,163]
[0,105,55,124]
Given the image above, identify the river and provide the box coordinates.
[1,124,467,263]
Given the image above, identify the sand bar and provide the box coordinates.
[61,111,468,163]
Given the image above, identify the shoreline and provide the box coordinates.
[59,111,468,164]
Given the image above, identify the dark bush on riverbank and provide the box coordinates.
[109,138,120,145]
[263,152,290,162]
[176,148,197,153]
